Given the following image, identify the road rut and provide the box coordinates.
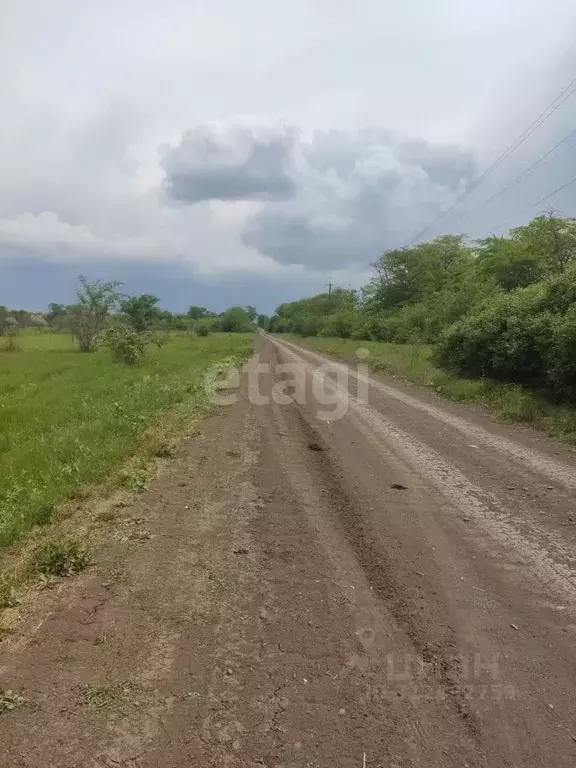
[1,333,576,767]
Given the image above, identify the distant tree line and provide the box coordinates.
[1,276,261,357]
[268,213,576,401]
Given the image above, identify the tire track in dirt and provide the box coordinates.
[270,333,576,610]
[2,336,576,766]
[263,332,576,766]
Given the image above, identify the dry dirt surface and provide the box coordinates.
[2,333,576,767]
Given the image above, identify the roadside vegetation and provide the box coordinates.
[269,213,576,441]
[0,278,255,556]
[296,336,576,443]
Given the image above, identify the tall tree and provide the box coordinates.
[511,214,576,274]
[120,294,161,332]
[220,306,254,333]
[187,306,209,320]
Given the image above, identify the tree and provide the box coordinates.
[219,306,254,332]
[120,294,161,332]
[30,314,48,328]
[46,302,68,322]
[475,236,543,291]
[187,306,209,320]
[157,309,174,328]
[511,214,576,274]
[46,303,68,325]
[256,313,269,328]
[4,317,19,333]
[366,236,472,312]
[269,289,358,336]
[245,305,257,323]
[71,275,122,352]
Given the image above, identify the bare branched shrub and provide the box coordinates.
[72,276,122,353]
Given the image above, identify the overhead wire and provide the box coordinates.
[491,175,576,234]
[406,75,576,245]
[450,126,576,228]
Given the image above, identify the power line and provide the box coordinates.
[492,175,576,234]
[407,75,576,245]
[452,126,576,228]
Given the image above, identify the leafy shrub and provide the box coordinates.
[547,305,576,400]
[438,286,551,382]
[30,537,90,576]
[436,278,576,399]
[356,314,396,342]
[149,331,169,348]
[317,311,357,338]
[196,324,210,337]
[542,262,576,314]
[101,328,148,364]
[219,307,253,332]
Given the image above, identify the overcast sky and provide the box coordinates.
[2,0,576,313]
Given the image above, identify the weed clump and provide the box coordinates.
[0,689,26,714]
[78,682,117,708]
[0,579,18,610]
[29,538,91,577]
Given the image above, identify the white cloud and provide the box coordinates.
[1,0,576,294]
[163,123,477,267]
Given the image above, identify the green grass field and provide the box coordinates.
[0,332,253,550]
[291,336,576,445]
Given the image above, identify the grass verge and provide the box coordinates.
[0,332,253,551]
[288,336,576,445]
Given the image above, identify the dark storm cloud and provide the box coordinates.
[161,122,477,268]
[161,124,298,203]
[242,128,478,268]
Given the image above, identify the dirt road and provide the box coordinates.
[2,333,576,767]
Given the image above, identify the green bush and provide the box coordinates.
[269,216,576,403]
[542,262,576,313]
[438,286,550,381]
[437,276,576,399]
[295,315,321,337]
[548,306,576,399]
[219,307,253,333]
[317,311,357,338]
[101,328,148,364]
